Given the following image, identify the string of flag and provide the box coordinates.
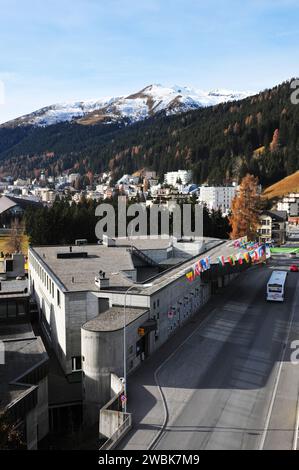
[186,256,211,282]
[186,242,266,282]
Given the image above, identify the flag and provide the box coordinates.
[228,255,234,266]
[186,270,194,282]
[200,258,207,271]
[218,256,225,266]
[194,261,202,277]
[237,253,243,265]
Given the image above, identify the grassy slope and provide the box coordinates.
[263,171,299,199]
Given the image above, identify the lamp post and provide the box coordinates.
[123,282,152,413]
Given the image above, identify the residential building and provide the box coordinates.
[164,170,192,186]
[277,194,299,216]
[258,210,288,245]
[198,185,237,214]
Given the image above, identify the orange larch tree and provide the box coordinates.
[229,174,261,241]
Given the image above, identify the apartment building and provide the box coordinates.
[258,210,288,245]
[198,185,237,214]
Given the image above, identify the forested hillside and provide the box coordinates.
[0,79,298,185]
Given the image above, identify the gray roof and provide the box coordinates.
[0,322,48,410]
[140,239,255,295]
[114,237,172,250]
[30,238,250,296]
[82,306,149,332]
[0,196,16,214]
[31,245,136,291]
[262,210,288,222]
[0,195,42,215]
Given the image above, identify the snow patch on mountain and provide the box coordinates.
[2,84,255,128]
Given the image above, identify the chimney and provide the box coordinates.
[95,270,110,289]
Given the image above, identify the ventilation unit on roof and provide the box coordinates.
[95,270,110,289]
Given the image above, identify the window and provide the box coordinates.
[153,301,156,309]
[7,303,17,318]
[17,302,26,317]
[71,356,82,371]
[6,260,13,272]
[0,303,6,320]
[57,289,61,307]
[157,299,160,307]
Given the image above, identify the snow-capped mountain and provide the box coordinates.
[2,84,254,128]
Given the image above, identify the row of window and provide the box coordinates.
[0,300,26,320]
[29,255,61,307]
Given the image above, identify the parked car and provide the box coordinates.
[290,264,299,272]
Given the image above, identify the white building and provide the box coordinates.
[164,170,192,186]
[277,194,299,216]
[198,185,237,214]
[117,174,140,185]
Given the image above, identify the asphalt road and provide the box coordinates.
[120,259,299,450]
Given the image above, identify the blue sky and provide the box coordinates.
[0,0,299,123]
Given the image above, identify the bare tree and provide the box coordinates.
[7,219,24,253]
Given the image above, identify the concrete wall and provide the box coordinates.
[4,253,25,278]
[26,407,38,450]
[36,376,49,442]
[82,311,149,425]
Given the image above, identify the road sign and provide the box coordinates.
[120,394,127,408]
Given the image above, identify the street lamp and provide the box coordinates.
[123,282,153,413]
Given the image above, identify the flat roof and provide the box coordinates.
[30,238,250,295]
[31,245,135,291]
[82,306,149,332]
[0,279,28,292]
[0,279,28,300]
[0,321,48,410]
[113,237,172,250]
[140,239,253,295]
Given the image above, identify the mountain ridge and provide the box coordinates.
[1,83,254,128]
[0,79,297,189]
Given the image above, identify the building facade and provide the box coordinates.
[28,237,250,429]
[164,170,193,186]
[258,210,287,245]
[198,185,237,214]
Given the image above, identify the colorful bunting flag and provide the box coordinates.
[186,270,194,282]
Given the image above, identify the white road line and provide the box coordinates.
[148,310,216,450]
[259,278,299,450]
[292,393,299,450]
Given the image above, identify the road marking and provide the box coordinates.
[258,278,299,450]
[293,393,299,450]
[148,266,260,450]
[148,310,217,450]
